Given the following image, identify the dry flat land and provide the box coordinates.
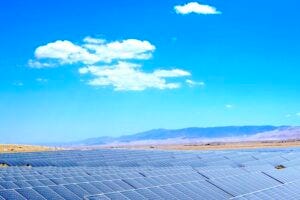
[2,140,300,153]
[109,140,300,151]
[0,144,54,153]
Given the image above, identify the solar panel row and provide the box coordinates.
[0,148,300,199]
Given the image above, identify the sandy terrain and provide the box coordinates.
[106,140,300,151]
[2,140,300,154]
[0,144,55,153]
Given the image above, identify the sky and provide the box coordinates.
[0,0,300,143]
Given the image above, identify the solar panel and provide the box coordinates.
[49,185,81,200]
[26,180,45,187]
[122,179,144,189]
[50,178,69,185]
[197,167,247,179]
[181,182,230,199]
[16,188,46,200]
[34,186,65,200]
[111,179,133,190]
[101,180,124,191]
[232,181,300,199]
[148,187,178,199]
[13,180,32,188]
[0,182,18,189]
[208,173,281,197]
[1,148,300,199]
[90,181,114,193]
[38,179,56,186]
[120,190,147,200]
[104,192,129,200]
[73,176,89,183]
[64,184,90,198]
[85,194,110,200]
[2,177,15,182]
[263,168,300,183]
[77,183,103,195]
[0,190,26,200]
[161,185,193,200]
[135,188,163,199]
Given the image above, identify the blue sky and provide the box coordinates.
[1,0,300,143]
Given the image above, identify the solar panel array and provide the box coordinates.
[0,148,300,199]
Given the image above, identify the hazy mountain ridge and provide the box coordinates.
[117,126,282,141]
[70,125,300,146]
[249,126,300,141]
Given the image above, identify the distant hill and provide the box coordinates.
[250,126,300,141]
[70,125,300,146]
[74,136,114,146]
[117,126,281,141]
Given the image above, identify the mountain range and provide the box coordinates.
[69,125,300,146]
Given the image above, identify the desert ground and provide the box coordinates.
[0,144,56,153]
[2,140,300,154]
[105,140,300,151]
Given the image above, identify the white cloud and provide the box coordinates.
[225,104,234,109]
[83,38,155,63]
[79,62,190,91]
[33,40,100,65]
[36,78,48,83]
[83,36,106,44]
[174,2,221,15]
[186,79,205,87]
[30,36,194,91]
[154,69,190,77]
[30,37,155,66]
[28,60,55,68]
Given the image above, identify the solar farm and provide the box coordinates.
[1,148,300,199]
